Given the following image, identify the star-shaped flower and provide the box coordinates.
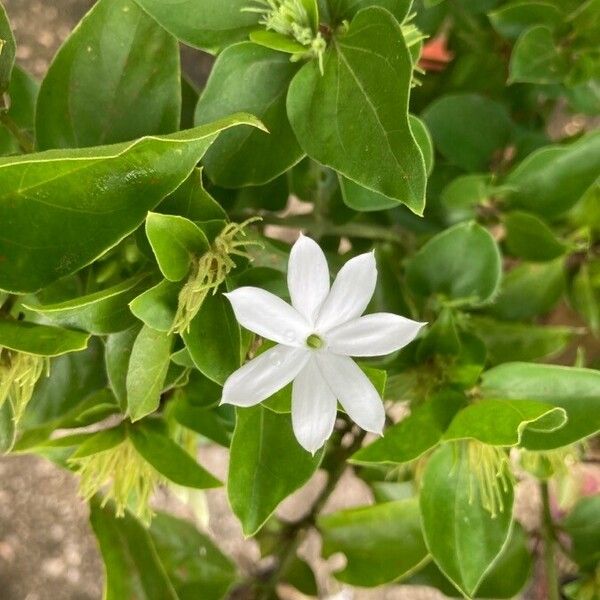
[222,235,425,453]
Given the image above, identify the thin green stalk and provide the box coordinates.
[540,481,560,600]
[0,111,34,154]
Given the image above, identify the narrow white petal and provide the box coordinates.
[326,313,426,357]
[316,353,385,434]
[225,287,310,346]
[221,345,310,407]
[292,357,338,454]
[287,234,331,324]
[316,252,377,331]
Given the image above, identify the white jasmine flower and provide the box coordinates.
[221,235,425,454]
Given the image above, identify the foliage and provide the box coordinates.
[0,0,599,598]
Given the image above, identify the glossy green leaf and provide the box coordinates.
[481,362,600,449]
[0,2,16,94]
[320,498,428,587]
[183,292,241,385]
[149,512,237,600]
[133,0,258,52]
[489,1,562,40]
[328,0,413,21]
[89,497,179,600]
[228,405,323,536]
[146,213,209,281]
[563,495,600,570]
[287,7,427,214]
[443,399,567,446]
[129,421,221,488]
[469,316,575,364]
[509,25,567,84]
[351,391,466,465]
[0,115,263,294]
[504,211,567,261]
[126,325,174,421]
[420,443,514,597]
[172,399,234,447]
[71,424,127,459]
[505,130,600,216]
[489,259,564,321]
[36,0,180,150]
[439,174,492,225]
[105,325,140,408]
[196,43,303,187]
[0,319,89,356]
[129,279,180,332]
[249,30,307,54]
[407,221,502,305]
[25,274,148,334]
[422,94,513,171]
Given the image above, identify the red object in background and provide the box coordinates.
[419,35,454,72]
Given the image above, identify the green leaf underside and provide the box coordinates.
[228,406,323,536]
[319,499,429,586]
[36,0,181,150]
[287,7,427,214]
[420,443,514,597]
[443,399,567,446]
[480,362,600,449]
[0,115,263,294]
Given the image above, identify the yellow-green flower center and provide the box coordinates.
[306,333,324,349]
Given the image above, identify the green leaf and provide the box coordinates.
[439,174,492,225]
[504,211,567,261]
[105,325,140,408]
[249,30,307,54]
[509,25,567,84]
[157,168,227,221]
[0,401,14,453]
[129,279,180,332]
[23,338,107,429]
[407,222,502,305]
[196,42,304,187]
[149,512,237,599]
[146,213,209,282]
[0,115,263,294]
[480,362,600,449]
[24,274,148,335]
[351,391,466,465]
[0,319,89,356]
[443,399,567,446]
[504,130,600,216]
[89,497,179,600]
[126,325,174,421]
[489,1,562,40]
[563,495,600,570]
[488,259,564,321]
[469,316,575,364]
[287,7,427,214]
[422,94,513,172]
[328,0,413,21]
[0,66,38,155]
[129,421,221,488]
[0,2,16,94]
[420,443,514,597]
[569,263,600,335]
[183,292,241,385]
[133,0,258,52]
[281,557,318,596]
[319,499,429,587]
[36,0,180,150]
[172,399,234,447]
[71,424,127,459]
[228,405,323,536]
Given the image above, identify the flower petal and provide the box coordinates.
[326,313,426,357]
[292,357,338,454]
[316,353,385,434]
[225,287,310,345]
[316,252,377,331]
[287,234,330,324]
[221,345,310,407]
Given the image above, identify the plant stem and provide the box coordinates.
[254,420,367,599]
[0,111,34,154]
[540,481,560,600]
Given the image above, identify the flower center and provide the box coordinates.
[306,333,324,349]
